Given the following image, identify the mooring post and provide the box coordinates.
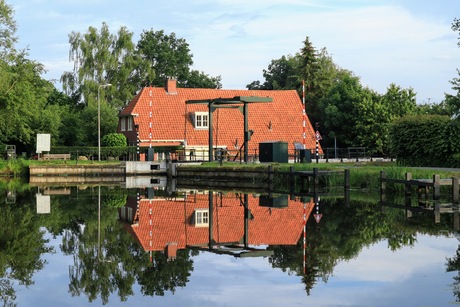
[405,173,412,206]
[289,166,295,198]
[313,167,319,188]
[268,165,274,190]
[454,211,459,231]
[405,173,412,196]
[433,174,441,201]
[344,169,350,191]
[344,169,350,207]
[453,177,459,205]
[380,170,386,203]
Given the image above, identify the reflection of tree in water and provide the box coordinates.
[0,202,53,306]
[267,197,450,295]
[136,250,194,296]
[446,244,460,303]
[64,205,194,305]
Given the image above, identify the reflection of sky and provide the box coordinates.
[15,233,459,306]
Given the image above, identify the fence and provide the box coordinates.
[39,146,388,163]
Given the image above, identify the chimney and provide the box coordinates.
[165,79,177,94]
[166,242,178,260]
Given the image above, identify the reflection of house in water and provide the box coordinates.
[119,191,314,259]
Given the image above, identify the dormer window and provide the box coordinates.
[194,112,209,129]
[194,209,209,227]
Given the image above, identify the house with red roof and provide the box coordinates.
[117,79,321,161]
[118,191,315,259]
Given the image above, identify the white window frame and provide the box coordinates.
[127,116,133,131]
[194,112,209,129]
[120,117,126,131]
[194,209,209,227]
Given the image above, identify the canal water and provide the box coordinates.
[2,182,460,306]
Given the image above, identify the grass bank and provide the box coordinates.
[2,159,459,192]
[0,158,122,178]
[188,161,460,192]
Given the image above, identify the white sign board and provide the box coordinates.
[36,134,51,153]
[36,194,51,214]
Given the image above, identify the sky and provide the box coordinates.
[10,0,460,104]
[16,231,460,306]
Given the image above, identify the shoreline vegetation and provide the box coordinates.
[1,159,459,191]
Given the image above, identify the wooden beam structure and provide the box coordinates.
[186,96,273,163]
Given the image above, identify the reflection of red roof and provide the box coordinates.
[118,80,320,153]
[121,192,314,253]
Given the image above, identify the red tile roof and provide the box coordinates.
[122,192,315,253]
[118,80,321,153]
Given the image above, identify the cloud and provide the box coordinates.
[12,0,460,101]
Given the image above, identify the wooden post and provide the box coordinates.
[453,177,459,205]
[405,173,412,196]
[313,168,319,184]
[344,169,350,191]
[433,174,440,201]
[405,173,412,206]
[380,171,386,203]
[454,211,459,231]
[289,166,295,198]
[344,169,350,207]
[434,202,441,224]
[268,165,274,191]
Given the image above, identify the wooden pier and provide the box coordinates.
[379,171,459,205]
[379,171,460,225]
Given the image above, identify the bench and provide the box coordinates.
[40,153,71,160]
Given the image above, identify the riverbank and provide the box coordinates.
[2,158,460,191]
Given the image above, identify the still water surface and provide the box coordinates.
[2,183,460,306]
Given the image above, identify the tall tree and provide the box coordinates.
[137,29,192,87]
[61,22,153,109]
[299,36,319,98]
[453,18,460,47]
[61,23,153,145]
[0,0,16,59]
[0,0,70,153]
[245,37,341,126]
[137,29,220,88]
[445,72,460,118]
[446,19,460,118]
[248,55,299,90]
[319,71,364,148]
[183,69,222,88]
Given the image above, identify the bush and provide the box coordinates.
[389,115,460,167]
[101,133,127,147]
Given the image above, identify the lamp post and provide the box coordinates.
[98,84,112,161]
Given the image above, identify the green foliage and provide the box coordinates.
[0,0,16,58]
[61,22,153,109]
[390,115,460,167]
[247,36,422,154]
[0,202,54,305]
[319,72,363,148]
[137,29,220,88]
[102,188,127,208]
[183,70,222,88]
[137,29,192,87]
[101,133,127,147]
[445,69,460,118]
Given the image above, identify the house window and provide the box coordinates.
[127,116,133,131]
[194,209,209,227]
[120,117,126,131]
[194,112,209,129]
